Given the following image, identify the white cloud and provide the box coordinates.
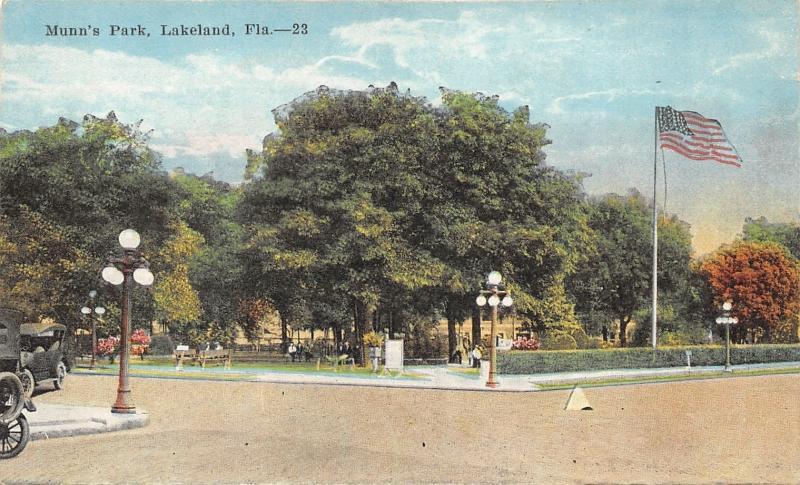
[713,26,792,76]
[546,88,664,115]
[331,11,510,69]
[0,43,370,161]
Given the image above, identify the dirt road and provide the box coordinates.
[1,373,798,483]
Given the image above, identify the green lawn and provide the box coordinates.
[73,358,425,379]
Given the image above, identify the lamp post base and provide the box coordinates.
[723,366,733,373]
[111,390,136,414]
[111,405,137,414]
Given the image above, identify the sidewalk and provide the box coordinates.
[26,403,149,441]
[20,360,800,442]
[251,360,800,390]
[251,365,536,391]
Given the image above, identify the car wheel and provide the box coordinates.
[17,369,34,399]
[0,414,30,459]
[0,372,24,422]
[53,362,67,390]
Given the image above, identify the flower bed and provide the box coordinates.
[511,337,540,351]
[497,344,800,374]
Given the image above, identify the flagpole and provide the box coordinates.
[652,107,659,350]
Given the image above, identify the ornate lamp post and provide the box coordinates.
[475,271,513,388]
[80,290,106,369]
[715,301,738,373]
[101,229,154,414]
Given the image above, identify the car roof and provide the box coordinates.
[20,321,67,336]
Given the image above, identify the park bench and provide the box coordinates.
[174,348,232,369]
[197,349,231,368]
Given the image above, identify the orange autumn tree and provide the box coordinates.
[699,242,800,342]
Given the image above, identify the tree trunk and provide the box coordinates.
[388,306,395,339]
[447,302,457,363]
[354,300,369,365]
[472,305,482,349]
[280,314,288,352]
[619,316,629,347]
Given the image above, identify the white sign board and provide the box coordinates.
[176,344,189,351]
[384,339,404,370]
[496,338,513,351]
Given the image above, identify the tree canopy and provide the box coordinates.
[698,241,800,342]
[241,84,592,358]
[567,190,695,346]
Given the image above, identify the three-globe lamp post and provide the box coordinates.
[80,290,105,369]
[715,301,738,373]
[475,271,513,388]
[101,229,154,414]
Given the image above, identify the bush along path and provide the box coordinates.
[498,344,800,374]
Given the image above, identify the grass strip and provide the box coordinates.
[73,363,426,380]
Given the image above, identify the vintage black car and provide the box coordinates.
[18,321,68,397]
[0,308,35,458]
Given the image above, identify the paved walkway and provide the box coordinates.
[23,360,800,442]
[252,365,536,391]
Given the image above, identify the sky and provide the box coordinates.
[0,0,797,254]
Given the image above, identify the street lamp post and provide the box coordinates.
[101,229,154,414]
[80,290,106,369]
[715,301,738,373]
[475,271,513,388]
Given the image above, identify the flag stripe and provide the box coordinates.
[661,145,742,167]
[682,112,718,123]
[659,133,732,149]
[660,140,739,160]
[684,120,719,130]
[660,142,741,166]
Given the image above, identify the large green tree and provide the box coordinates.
[567,190,694,346]
[242,84,592,359]
[743,217,800,260]
[0,114,181,337]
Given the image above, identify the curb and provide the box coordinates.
[252,374,537,392]
[27,405,150,441]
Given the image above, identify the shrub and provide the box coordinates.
[585,337,615,349]
[541,330,577,350]
[497,344,800,374]
[570,328,591,349]
[96,336,119,357]
[149,334,175,355]
[363,331,384,348]
[660,332,693,346]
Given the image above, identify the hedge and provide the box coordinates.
[496,344,800,374]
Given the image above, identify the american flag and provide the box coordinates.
[657,106,742,167]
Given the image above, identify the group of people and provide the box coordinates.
[287,342,312,362]
[286,340,357,363]
[451,337,483,368]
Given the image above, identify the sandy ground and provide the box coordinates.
[1,373,799,484]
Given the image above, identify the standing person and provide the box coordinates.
[288,342,297,362]
[472,345,482,368]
